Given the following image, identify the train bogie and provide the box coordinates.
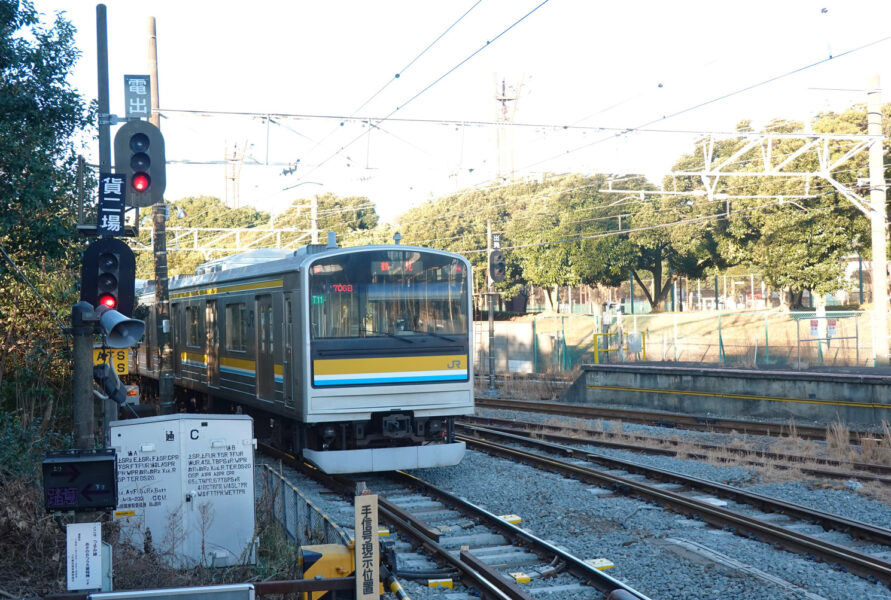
[134,240,474,473]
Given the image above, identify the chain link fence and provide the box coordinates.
[474,309,877,374]
[520,270,870,315]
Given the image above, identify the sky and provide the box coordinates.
[28,0,891,224]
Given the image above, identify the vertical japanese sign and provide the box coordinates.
[123,74,151,120]
[354,493,379,600]
[97,174,126,236]
[66,522,101,590]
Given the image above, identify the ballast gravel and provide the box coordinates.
[263,408,891,600]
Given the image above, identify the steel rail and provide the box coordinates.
[475,397,868,443]
[461,424,891,545]
[258,446,524,600]
[461,415,891,483]
[459,430,891,586]
[263,444,653,600]
[391,471,656,600]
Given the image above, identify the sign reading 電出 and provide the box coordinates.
[66,522,101,591]
[354,493,379,600]
[123,74,151,120]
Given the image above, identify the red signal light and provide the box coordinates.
[132,172,150,192]
[98,294,117,309]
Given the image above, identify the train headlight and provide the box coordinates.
[321,425,336,449]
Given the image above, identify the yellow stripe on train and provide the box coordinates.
[170,279,283,299]
[314,355,467,376]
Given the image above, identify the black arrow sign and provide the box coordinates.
[51,463,81,483]
[81,483,112,503]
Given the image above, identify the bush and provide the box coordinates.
[0,413,71,480]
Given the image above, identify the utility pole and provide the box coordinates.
[494,76,523,183]
[148,17,175,413]
[72,4,113,449]
[224,142,245,208]
[867,74,889,365]
[486,221,496,394]
[311,195,319,243]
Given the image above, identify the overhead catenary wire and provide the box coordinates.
[395,138,868,228]
[294,0,552,184]
[299,0,485,161]
[450,195,839,255]
[513,33,891,175]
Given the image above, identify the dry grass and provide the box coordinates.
[0,477,67,598]
[0,472,298,598]
[476,370,575,400]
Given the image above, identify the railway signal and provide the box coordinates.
[113,119,166,207]
[488,249,506,283]
[81,238,136,317]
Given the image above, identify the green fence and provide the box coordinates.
[475,309,876,374]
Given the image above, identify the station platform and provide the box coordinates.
[561,362,891,426]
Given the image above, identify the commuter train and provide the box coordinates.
[134,236,474,473]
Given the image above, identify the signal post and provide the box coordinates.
[73,10,158,447]
[486,222,506,394]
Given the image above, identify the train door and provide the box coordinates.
[283,293,294,408]
[143,303,154,374]
[256,294,274,400]
[206,300,219,388]
[172,303,183,377]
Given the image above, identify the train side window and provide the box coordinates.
[186,305,200,347]
[225,302,247,351]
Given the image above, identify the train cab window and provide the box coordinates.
[225,302,247,351]
[186,305,201,347]
[308,250,468,340]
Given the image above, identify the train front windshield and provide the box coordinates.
[309,250,469,340]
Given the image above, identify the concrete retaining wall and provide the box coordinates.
[562,364,891,425]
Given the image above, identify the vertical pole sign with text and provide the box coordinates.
[354,493,379,600]
[66,522,101,591]
[97,174,126,236]
[123,74,151,120]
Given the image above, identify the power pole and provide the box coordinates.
[867,74,889,365]
[73,4,113,449]
[148,17,175,413]
[486,221,495,394]
[224,141,246,208]
[494,76,523,182]
[311,195,319,243]
[99,6,118,437]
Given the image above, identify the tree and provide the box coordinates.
[135,196,270,278]
[275,192,379,239]
[505,174,632,309]
[695,113,882,308]
[398,185,502,299]
[0,1,90,418]
[0,0,91,263]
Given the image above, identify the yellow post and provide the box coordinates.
[593,333,600,364]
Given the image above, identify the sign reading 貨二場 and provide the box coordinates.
[97,174,126,236]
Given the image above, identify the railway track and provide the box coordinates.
[259,443,652,600]
[475,397,873,444]
[458,425,891,586]
[460,415,891,483]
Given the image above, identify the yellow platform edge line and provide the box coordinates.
[586,384,884,410]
